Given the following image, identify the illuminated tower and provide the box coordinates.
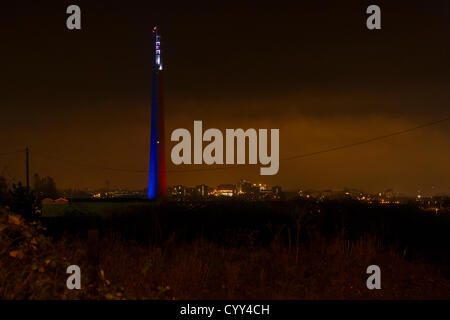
[148,26,166,199]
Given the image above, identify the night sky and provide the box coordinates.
[1,1,450,195]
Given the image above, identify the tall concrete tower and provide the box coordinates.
[148,26,166,199]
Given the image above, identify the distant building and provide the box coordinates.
[272,186,282,195]
[214,184,236,197]
[237,179,253,195]
[185,187,196,197]
[167,180,284,200]
[298,189,321,199]
[256,183,273,198]
[168,185,186,198]
[41,198,69,205]
[384,189,395,199]
[195,184,211,197]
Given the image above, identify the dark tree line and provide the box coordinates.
[0,174,59,220]
[32,174,58,200]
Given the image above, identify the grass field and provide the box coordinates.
[41,201,157,218]
[3,200,450,299]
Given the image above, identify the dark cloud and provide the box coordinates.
[1,1,449,194]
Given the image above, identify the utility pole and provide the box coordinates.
[26,147,29,188]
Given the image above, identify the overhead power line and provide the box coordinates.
[169,115,450,173]
[282,116,450,161]
[28,115,450,174]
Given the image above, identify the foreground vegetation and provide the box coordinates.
[1,205,450,299]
